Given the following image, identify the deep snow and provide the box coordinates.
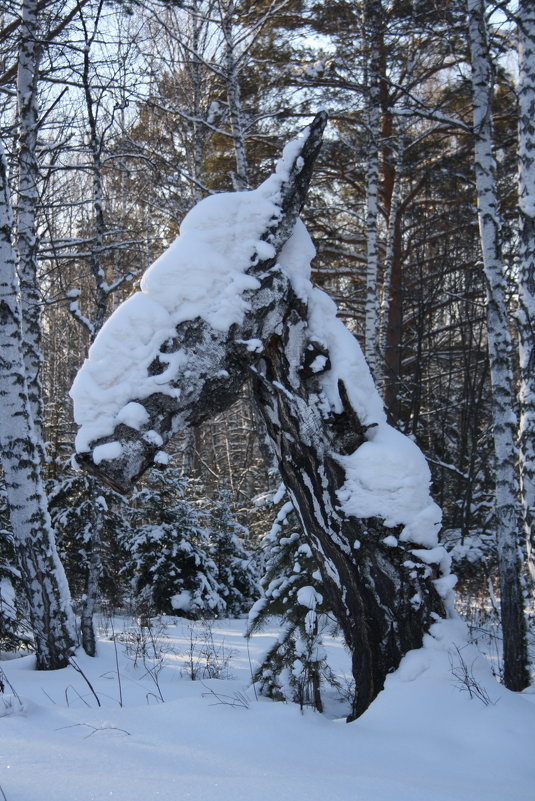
[1,616,534,801]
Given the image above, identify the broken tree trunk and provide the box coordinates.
[71,112,449,718]
[251,303,446,719]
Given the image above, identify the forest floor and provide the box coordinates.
[1,615,534,801]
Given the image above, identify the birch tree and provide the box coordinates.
[0,144,75,670]
[218,0,249,190]
[517,0,535,579]
[362,0,382,381]
[16,0,45,438]
[62,1,138,655]
[466,0,529,691]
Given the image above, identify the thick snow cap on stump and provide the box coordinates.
[70,112,329,492]
[70,113,446,593]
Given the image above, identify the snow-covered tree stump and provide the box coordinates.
[71,113,451,718]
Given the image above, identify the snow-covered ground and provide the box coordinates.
[1,616,534,801]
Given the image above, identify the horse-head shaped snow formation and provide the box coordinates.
[71,112,329,494]
[71,112,451,719]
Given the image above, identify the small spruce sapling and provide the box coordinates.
[122,469,226,619]
[207,488,260,617]
[48,467,130,609]
[247,496,340,712]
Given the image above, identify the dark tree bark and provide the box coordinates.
[251,304,445,719]
[73,112,446,717]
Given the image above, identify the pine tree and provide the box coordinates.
[247,497,340,712]
[122,469,226,619]
[207,488,259,617]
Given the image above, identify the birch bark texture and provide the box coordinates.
[0,145,76,670]
[220,0,250,191]
[16,0,45,440]
[517,0,535,580]
[72,113,449,717]
[466,0,529,691]
[362,0,383,381]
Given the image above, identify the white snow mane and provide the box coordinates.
[70,131,310,455]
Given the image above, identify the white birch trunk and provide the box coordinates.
[191,1,206,203]
[0,145,76,670]
[517,0,535,581]
[220,0,249,190]
[79,491,102,657]
[363,0,383,380]
[16,0,45,440]
[467,0,529,690]
[73,14,119,653]
[380,131,405,380]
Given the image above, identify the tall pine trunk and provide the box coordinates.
[380,130,405,395]
[467,0,529,691]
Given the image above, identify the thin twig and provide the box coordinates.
[68,658,101,708]
[65,684,90,708]
[246,638,258,702]
[200,680,249,709]
[41,688,57,705]
[0,668,20,703]
[110,619,123,707]
[56,722,130,739]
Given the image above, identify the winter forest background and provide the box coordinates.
[1,0,535,797]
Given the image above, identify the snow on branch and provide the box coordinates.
[71,110,443,558]
[71,114,450,716]
[71,112,328,493]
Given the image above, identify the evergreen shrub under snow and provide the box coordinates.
[247,495,341,712]
[48,467,130,607]
[122,469,258,619]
